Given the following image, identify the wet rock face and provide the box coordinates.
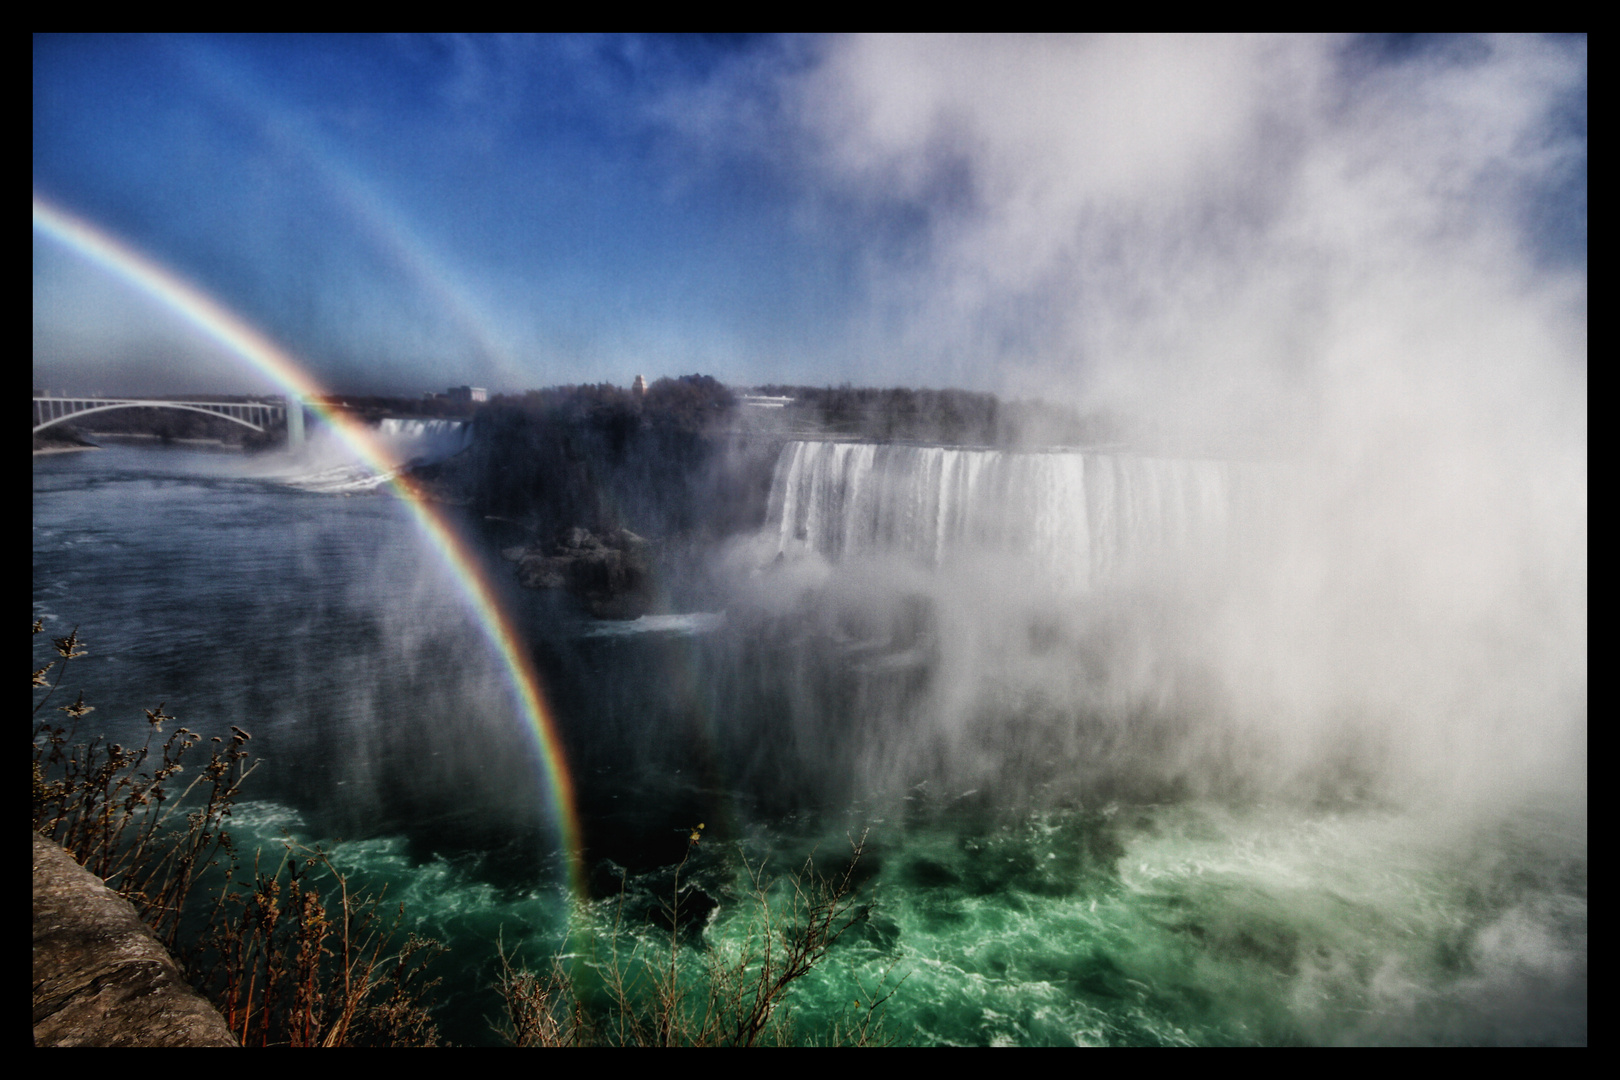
[507,527,657,618]
[32,832,237,1047]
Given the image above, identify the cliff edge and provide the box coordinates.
[32,831,237,1047]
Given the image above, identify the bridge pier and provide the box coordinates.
[286,395,304,447]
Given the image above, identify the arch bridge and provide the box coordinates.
[34,395,293,436]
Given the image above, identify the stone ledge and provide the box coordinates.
[32,831,238,1047]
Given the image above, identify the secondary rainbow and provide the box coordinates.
[33,194,586,897]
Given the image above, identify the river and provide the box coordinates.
[32,437,1586,1045]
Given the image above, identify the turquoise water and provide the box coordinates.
[207,792,1585,1046]
[34,442,1586,1045]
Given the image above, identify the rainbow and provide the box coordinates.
[33,194,585,897]
[176,42,533,392]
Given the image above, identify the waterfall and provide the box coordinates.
[277,418,473,493]
[376,417,472,459]
[765,440,1242,589]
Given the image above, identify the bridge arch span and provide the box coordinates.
[33,400,279,435]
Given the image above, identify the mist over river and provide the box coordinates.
[33,436,1586,1045]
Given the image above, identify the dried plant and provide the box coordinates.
[193,843,445,1047]
[496,826,903,1047]
[32,622,443,1047]
[32,622,254,947]
[493,935,589,1047]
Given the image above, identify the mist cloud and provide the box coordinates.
[761,36,1584,418]
[687,35,1586,810]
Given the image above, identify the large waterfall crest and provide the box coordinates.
[766,440,1243,588]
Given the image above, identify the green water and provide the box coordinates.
[220,793,1585,1046]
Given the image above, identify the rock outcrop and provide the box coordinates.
[32,831,237,1047]
[505,526,657,618]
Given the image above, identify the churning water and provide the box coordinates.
[32,437,1585,1045]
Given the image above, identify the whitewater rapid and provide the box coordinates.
[278,417,473,494]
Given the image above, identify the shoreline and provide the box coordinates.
[35,434,255,457]
[82,433,245,449]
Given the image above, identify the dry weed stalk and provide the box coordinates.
[497,826,901,1047]
[197,843,445,1047]
[494,934,589,1047]
[32,622,255,948]
[32,622,444,1046]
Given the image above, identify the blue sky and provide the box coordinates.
[34,35,1585,408]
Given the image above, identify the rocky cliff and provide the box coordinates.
[32,831,237,1047]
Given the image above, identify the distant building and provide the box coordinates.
[447,386,487,404]
[632,375,647,399]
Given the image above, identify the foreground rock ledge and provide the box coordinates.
[32,831,237,1047]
